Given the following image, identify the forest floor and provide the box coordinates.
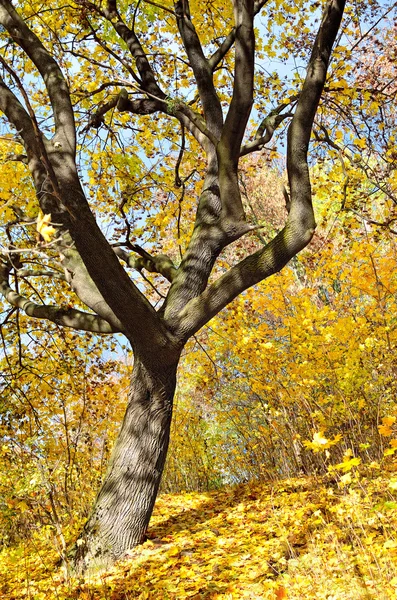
[1,469,397,599]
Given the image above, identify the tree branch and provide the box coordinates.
[175,0,223,135]
[208,0,270,71]
[0,74,61,215]
[114,246,177,282]
[0,1,175,354]
[0,261,119,333]
[175,103,219,147]
[83,90,161,131]
[208,29,236,72]
[286,0,346,234]
[162,1,260,326]
[101,1,166,100]
[0,0,76,151]
[219,0,255,165]
[0,76,39,157]
[170,0,346,339]
[240,108,293,156]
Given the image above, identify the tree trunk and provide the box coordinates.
[72,356,178,574]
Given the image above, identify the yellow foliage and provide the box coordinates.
[333,450,362,473]
[379,417,396,437]
[1,475,396,599]
[303,432,342,453]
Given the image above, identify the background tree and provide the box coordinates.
[0,0,350,572]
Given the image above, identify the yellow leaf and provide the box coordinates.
[384,448,396,456]
[37,210,57,242]
[379,425,393,436]
[379,417,395,436]
[335,452,361,473]
[303,432,342,453]
[340,472,352,486]
[354,138,366,149]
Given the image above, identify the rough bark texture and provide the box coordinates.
[72,357,179,573]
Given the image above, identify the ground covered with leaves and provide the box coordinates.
[1,470,396,599]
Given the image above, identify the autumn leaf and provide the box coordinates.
[303,432,342,453]
[379,417,396,437]
[36,210,57,242]
[334,450,362,473]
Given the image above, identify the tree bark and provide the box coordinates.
[72,355,179,574]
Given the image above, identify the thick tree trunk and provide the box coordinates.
[72,356,178,574]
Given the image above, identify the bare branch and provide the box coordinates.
[240,109,293,156]
[114,246,177,282]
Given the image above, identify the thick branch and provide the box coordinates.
[206,0,256,239]
[208,0,270,71]
[0,0,76,150]
[170,0,346,339]
[162,1,258,324]
[0,264,119,333]
[209,29,236,71]
[170,220,315,338]
[57,224,173,353]
[219,0,255,164]
[240,109,293,156]
[253,0,271,13]
[175,0,223,135]
[17,268,66,280]
[0,2,177,358]
[83,85,211,150]
[287,0,346,231]
[102,2,166,99]
[0,76,40,157]
[83,90,161,131]
[0,75,60,215]
[175,104,219,147]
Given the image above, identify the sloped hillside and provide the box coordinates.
[1,471,396,599]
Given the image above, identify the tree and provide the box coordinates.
[0,0,347,572]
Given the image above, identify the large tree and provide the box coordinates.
[0,0,348,572]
